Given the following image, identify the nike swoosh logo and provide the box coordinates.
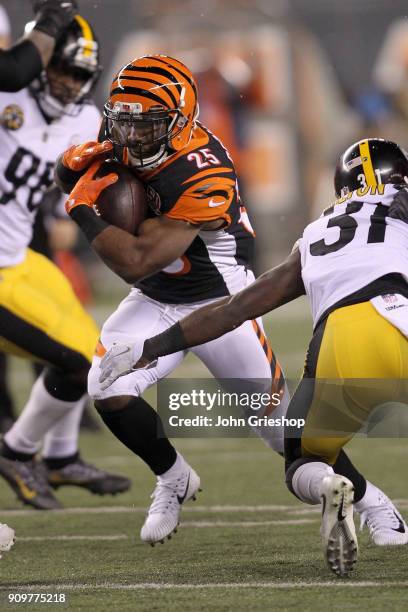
[14,474,37,500]
[337,494,346,521]
[392,511,406,533]
[177,473,190,505]
[208,198,226,208]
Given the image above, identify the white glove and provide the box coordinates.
[98,342,157,391]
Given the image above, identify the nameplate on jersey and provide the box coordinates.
[334,184,385,207]
[370,294,408,338]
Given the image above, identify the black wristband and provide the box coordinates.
[143,322,188,361]
[70,206,110,243]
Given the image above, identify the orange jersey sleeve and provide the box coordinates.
[164,174,235,225]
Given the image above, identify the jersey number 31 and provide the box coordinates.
[310,201,387,256]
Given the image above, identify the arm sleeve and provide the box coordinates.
[164,175,235,225]
[0,40,43,93]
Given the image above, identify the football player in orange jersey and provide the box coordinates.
[56,56,379,548]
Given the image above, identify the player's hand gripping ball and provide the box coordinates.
[65,160,148,235]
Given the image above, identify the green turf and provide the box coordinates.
[1,299,407,611]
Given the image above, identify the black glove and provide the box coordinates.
[32,0,78,40]
[388,186,408,223]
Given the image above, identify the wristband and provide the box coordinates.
[142,323,188,361]
[70,206,109,243]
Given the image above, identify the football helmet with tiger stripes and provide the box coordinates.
[104,55,199,169]
[334,138,408,197]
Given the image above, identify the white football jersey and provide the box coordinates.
[0,88,100,266]
[298,184,408,326]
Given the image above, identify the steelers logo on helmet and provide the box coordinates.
[334,138,408,197]
[1,104,24,131]
[104,55,199,169]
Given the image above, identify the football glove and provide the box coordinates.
[63,141,113,172]
[99,343,157,391]
[65,161,117,215]
[389,186,408,222]
[32,0,78,40]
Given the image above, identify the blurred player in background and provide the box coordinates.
[101,138,408,575]
[0,4,11,49]
[0,0,79,556]
[0,1,78,92]
[0,14,130,511]
[56,54,291,545]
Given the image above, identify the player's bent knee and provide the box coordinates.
[44,366,88,402]
[95,396,136,413]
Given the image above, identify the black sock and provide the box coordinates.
[43,451,80,470]
[1,441,34,462]
[333,450,367,502]
[96,397,177,475]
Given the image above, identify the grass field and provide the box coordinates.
[1,297,408,611]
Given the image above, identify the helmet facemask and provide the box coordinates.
[104,100,188,169]
[29,18,101,119]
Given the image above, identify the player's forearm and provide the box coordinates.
[142,296,237,360]
[26,30,55,67]
[92,226,148,283]
[0,39,44,92]
[140,251,305,361]
[69,207,142,283]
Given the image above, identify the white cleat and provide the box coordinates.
[320,474,358,577]
[141,464,201,545]
[359,491,408,546]
[0,523,15,558]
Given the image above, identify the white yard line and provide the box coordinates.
[182,519,317,527]
[18,535,128,541]
[2,501,407,517]
[0,581,407,591]
[14,520,317,541]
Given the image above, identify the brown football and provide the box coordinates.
[94,160,148,235]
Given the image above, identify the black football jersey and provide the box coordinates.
[134,122,255,303]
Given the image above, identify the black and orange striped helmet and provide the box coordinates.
[104,55,199,168]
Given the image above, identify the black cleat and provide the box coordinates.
[0,456,62,510]
[46,457,131,495]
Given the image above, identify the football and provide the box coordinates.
[94,160,148,235]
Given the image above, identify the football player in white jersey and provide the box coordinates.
[0,0,79,557]
[99,138,408,574]
[0,15,130,511]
